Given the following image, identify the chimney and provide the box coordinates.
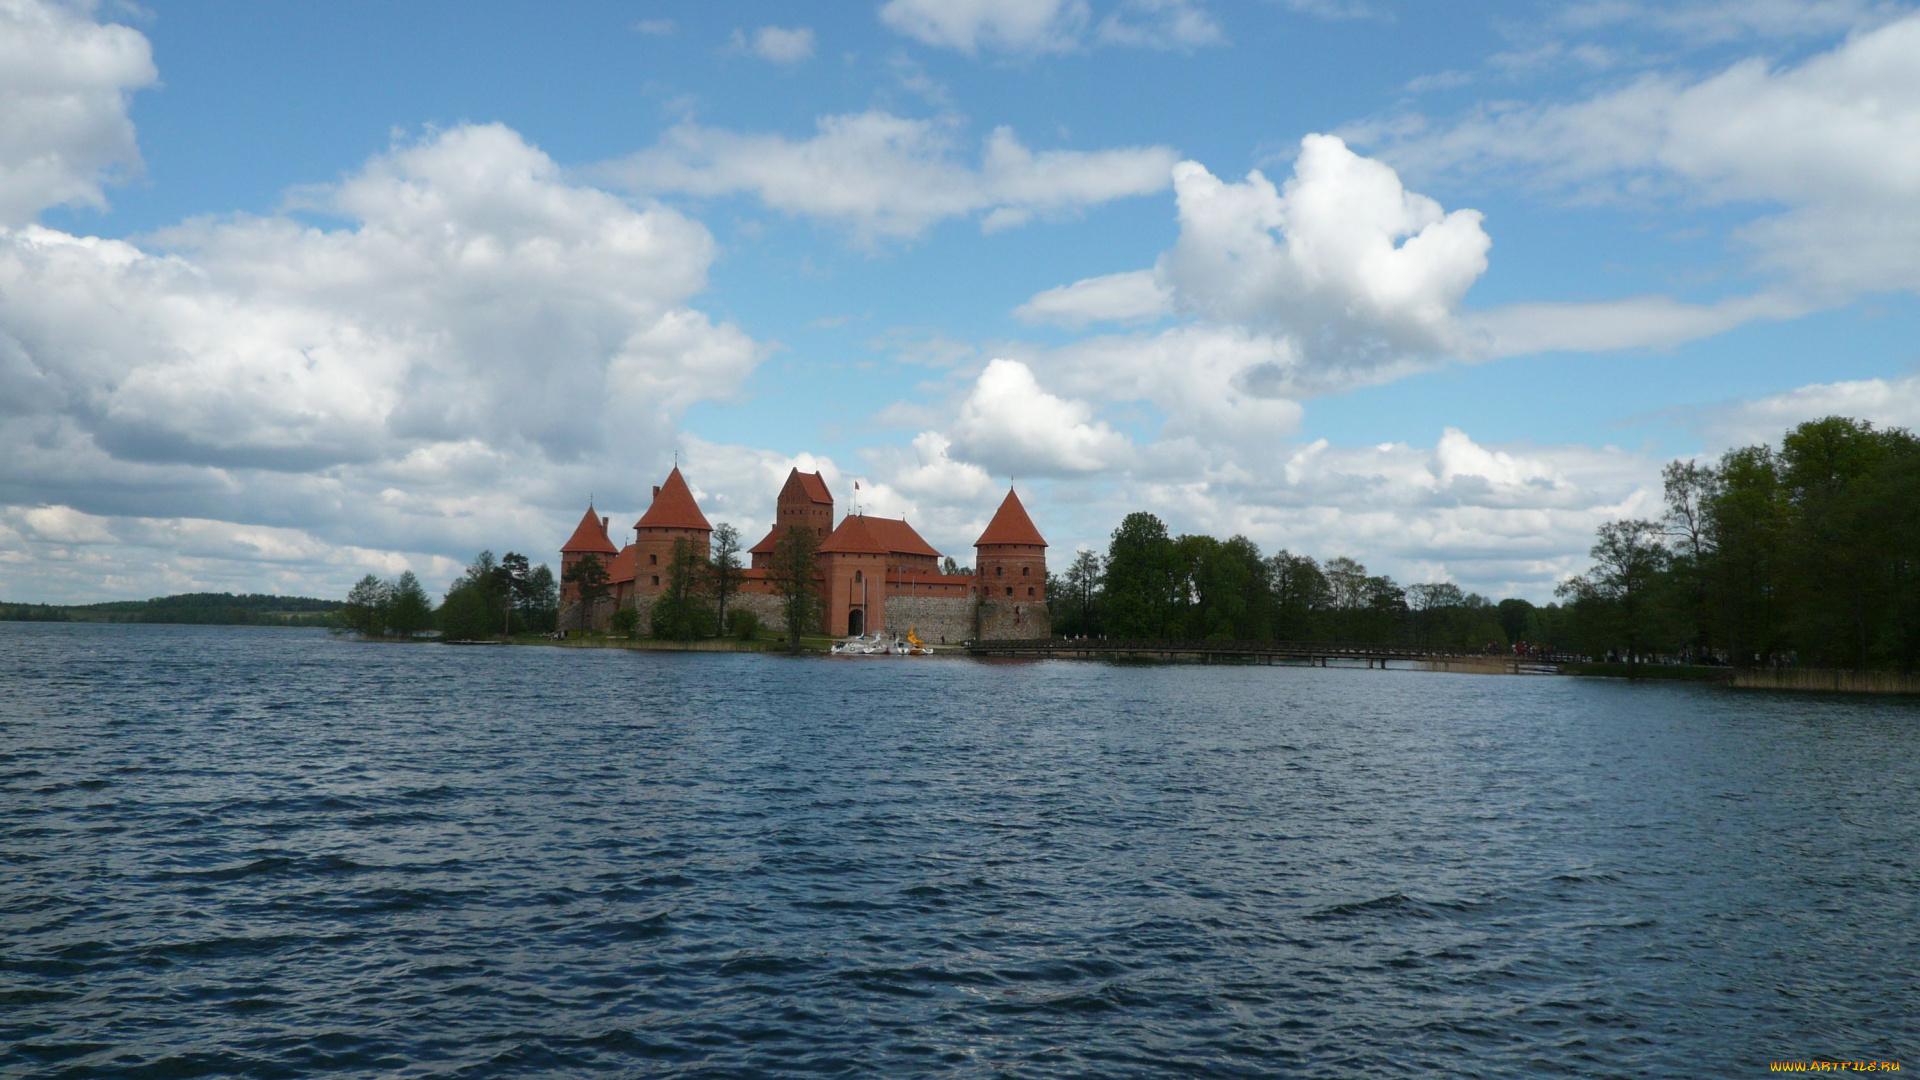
[601,516,609,529]
[653,486,661,498]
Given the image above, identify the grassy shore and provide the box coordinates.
[1559,663,1731,681]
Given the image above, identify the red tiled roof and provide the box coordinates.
[976,489,1047,547]
[748,522,791,555]
[607,544,638,584]
[863,516,942,559]
[789,469,833,505]
[818,514,889,554]
[634,467,712,532]
[561,505,618,555]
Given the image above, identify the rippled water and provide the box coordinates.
[2,623,1915,1077]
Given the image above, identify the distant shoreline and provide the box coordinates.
[1,591,340,627]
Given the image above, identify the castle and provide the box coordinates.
[559,466,1049,642]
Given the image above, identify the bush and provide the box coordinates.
[730,609,760,641]
[610,606,639,638]
[650,591,716,641]
[438,584,496,641]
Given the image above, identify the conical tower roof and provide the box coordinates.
[634,467,712,532]
[561,504,618,555]
[976,489,1047,547]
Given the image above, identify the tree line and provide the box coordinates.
[335,553,559,640]
[1051,512,1514,649]
[1,593,340,626]
[1554,415,1920,671]
[1052,414,1920,673]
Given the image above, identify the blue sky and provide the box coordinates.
[3,0,1917,603]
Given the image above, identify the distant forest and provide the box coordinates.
[1057,415,1920,671]
[0,592,341,627]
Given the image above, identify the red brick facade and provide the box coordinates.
[563,468,1046,639]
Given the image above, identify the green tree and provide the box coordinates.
[1322,557,1370,641]
[1559,519,1669,675]
[1362,574,1408,644]
[1778,417,1914,668]
[1183,534,1269,640]
[562,553,609,632]
[610,606,640,638]
[496,552,531,636]
[1662,459,1719,659]
[707,523,744,632]
[1408,582,1465,648]
[1102,512,1181,638]
[1496,598,1535,646]
[769,525,820,652]
[1707,444,1787,666]
[1453,593,1507,651]
[339,574,391,636]
[437,583,496,641]
[1268,551,1328,640]
[387,571,432,638]
[651,536,717,640]
[1057,549,1103,636]
[520,564,558,632]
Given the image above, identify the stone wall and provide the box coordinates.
[883,595,975,646]
[976,598,1049,642]
[558,596,621,633]
[727,591,791,635]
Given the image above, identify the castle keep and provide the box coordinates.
[560,467,1049,642]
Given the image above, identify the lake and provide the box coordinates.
[2,623,1914,1077]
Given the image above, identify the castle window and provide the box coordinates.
[855,570,863,583]
[652,575,660,586]
[1005,586,1013,596]
[650,553,657,565]
[1028,587,1035,597]
[1022,566,1030,576]
[996,566,1004,576]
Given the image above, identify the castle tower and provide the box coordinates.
[975,488,1048,602]
[559,503,618,604]
[974,488,1050,639]
[750,469,833,568]
[630,467,712,595]
[818,514,889,637]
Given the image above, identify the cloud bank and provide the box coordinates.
[0,121,762,600]
[605,111,1178,241]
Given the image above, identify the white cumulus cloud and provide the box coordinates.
[949,358,1133,475]
[731,25,816,63]
[1159,136,1491,371]
[1014,270,1172,327]
[1381,13,1920,299]
[604,111,1178,241]
[0,0,155,225]
[0,122,764,600]
[879,0,1222,54]
[1689,372,1920,449]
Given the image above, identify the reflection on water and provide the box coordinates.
[1,623,1915,1077]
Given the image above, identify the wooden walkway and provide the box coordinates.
[966,638,1576,672]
